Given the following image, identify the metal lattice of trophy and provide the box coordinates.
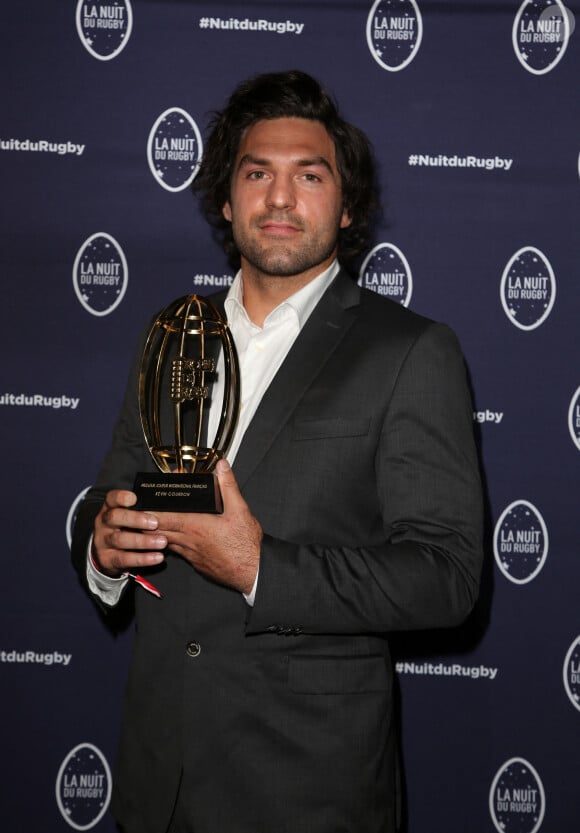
[133,294,239,513]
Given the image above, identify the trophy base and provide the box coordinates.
[133,472,223,513]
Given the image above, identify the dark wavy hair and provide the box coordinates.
[194,70,379,269]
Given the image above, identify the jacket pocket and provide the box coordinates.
[292,417,370,441]
[289,654,389,694]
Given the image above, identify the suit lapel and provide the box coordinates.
[232,270,361,489]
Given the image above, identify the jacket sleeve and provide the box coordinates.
[70,328,151,606]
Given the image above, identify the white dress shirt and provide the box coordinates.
[87,260,340,606]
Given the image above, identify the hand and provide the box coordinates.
[92,490,167,578]
[153,459,262,595]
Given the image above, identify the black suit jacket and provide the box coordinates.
[72,270,483,833]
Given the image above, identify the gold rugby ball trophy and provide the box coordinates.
[133,294,239,513]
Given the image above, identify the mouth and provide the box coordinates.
[258,218,302,237]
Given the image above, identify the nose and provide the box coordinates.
[265,174,296,210]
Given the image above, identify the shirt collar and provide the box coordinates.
[225,260,340,331]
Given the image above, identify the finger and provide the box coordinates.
[104,529,168,553]
[102,506,160,533]
[103,549,166,576]
[92,528,166,577]
[104,489,138,509]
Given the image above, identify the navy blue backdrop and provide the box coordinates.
[1,2,579,831]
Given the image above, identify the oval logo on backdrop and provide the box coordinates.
[66,486,91,549]
[563,635,580,712]
[358,243,413,306]
[147,108,203,192]
[493,499,548,584]
[55,743,112,830]
[568,386,580,451]
[76,0,133,61]
[366,0,423,72]
[73,233,129,316]
[512,0,571,75]
[500,246,556,330]
[489,757,545,833]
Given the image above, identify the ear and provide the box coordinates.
[222,201,232,223]
[340,207,352,229]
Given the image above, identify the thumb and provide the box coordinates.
[215,458,240,504]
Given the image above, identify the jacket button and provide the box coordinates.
[186,641,201,658]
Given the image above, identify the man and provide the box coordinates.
[72,70,483,833]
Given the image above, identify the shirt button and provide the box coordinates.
[186,641,201,658]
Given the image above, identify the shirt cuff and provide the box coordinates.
[242,565,260,607]
[86,535,129,606]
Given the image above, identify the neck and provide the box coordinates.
[240,258,335,327]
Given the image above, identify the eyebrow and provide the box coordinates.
[237,153,335,175]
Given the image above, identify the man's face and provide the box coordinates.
[222,117,351,283]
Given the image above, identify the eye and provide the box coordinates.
[247,170,267,180]
[302,172,321,182]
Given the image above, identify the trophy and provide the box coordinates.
[133,294,239,513]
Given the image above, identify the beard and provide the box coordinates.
[231,212,341,278]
